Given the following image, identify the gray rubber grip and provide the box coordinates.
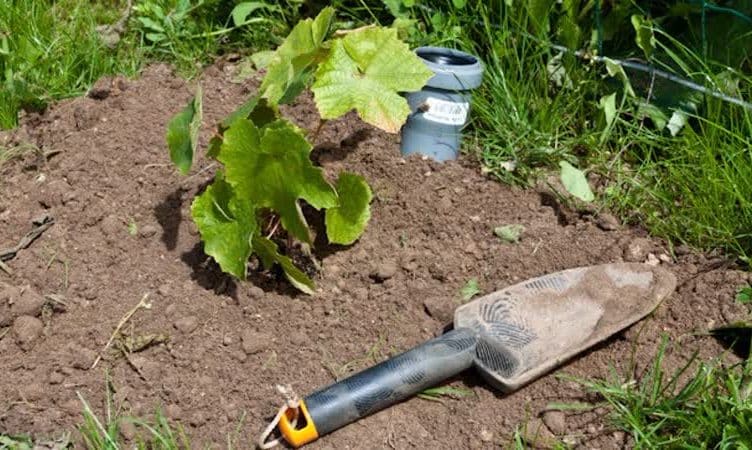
[304,328,477,436]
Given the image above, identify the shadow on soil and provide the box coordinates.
[154,186,187,251]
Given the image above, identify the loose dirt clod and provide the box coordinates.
[241,330,270,355]
[370,261,398,281]
[12,315,43,350]
[173,316,199,334]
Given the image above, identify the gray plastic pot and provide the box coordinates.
[401,47,484,161]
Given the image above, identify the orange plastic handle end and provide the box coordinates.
[278,400,319,448]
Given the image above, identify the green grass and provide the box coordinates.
[565,338,752,448]
[0,0,298,130]
[0,0,142,129]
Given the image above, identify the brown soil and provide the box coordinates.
[0,63,750,449]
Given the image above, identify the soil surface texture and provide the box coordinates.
[1,63,750,449]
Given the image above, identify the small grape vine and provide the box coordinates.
[165,7,432,293]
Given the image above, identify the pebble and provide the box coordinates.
[164,404,182,419]
[222,335,233,346]
[138,224,158,238]
[595,213,620,231]
[423,297,453,324]
[645,253,660,266]
[289,331,307,346]
[370,261,398,281]
[541,410,567,435]
[248,286,265,299]
[479,429,493,442]
[520,418,557,449]
[13,315,43,350]
[157,284,171,297]
[624,237,652,262]
[174,316,199,334]
[241,330,269,355]
[120,420,137,440]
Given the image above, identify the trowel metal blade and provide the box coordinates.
[454,263,677,392]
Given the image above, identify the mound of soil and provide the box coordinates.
[0,64,750,449]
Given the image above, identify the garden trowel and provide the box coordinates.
[271,263,676,447]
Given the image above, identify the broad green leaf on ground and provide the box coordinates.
[191,174,257,279]
[494,224,525,243]
[631,15,655,60]
[218,118,337,244]
[599,92,617,128]
[253,236,315,294]
[559,161,594,202]
[260,7,334,104]
[326,172,372,245]
[460,278,481,302]
[736,286,752,304]
[312,27,433,133]
[166,85,202,174]
[231,2,276,26]
[604,58,635,97]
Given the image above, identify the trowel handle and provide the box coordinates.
[278,328,477,447]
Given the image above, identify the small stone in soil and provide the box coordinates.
[595,213,619,231]
[174,316,199,334]
[13,315,43,350]
[520,418,557,449]
[120,420,137,441]
[541,410,567,435]
[479,429,493,442]
[370,261,398,282]
[138,224,158,238]
[164,404,182,420]
[624,237,652,262]
[423,297,453,324]
[241,330,269,355]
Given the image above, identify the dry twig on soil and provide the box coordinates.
[91,293,151,369]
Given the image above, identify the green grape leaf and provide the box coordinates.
[312,27,433,133]
[221,95,278,129]
[559,161,594,202]
[191,174,257,279]
[326,172,372,245]
[260,7,334,104]
[217,118,337,245]
[166,85,202,174]
[631,15,655,61]
[253,236,315,294]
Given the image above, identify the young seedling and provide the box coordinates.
[166,7,432,293]
[494,224,525,243]
[459,278,481,302]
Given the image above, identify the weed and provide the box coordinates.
[459,278,481,302]
[418,385,474,404]
[0,0,141,129]
[567,338,752,448]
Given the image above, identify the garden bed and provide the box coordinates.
[0,63,749,449]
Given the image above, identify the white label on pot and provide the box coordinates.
[423,97,469,126]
